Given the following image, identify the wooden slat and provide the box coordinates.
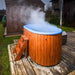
[62,59,75,72]
[50,68,61,75]
[8,45,16,75]
[37,35,41,65]
[47,35,51,66]
[32,33,36,62]
[28,57,42,75]
[12,54,19,75]
[59,61,69,74]
[28,57,54,75]
[15,64,23,75]
[50,35,53,65]
[35,34,38,64]
[22,57,36,75]
[54,35,57,64]
[15,60,27,75]
[43,35,47,66]
[62,50,75,65]
[68,70,75,75]
[11,47,27,75]
[40,35,44,65]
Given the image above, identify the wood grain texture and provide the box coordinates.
[13,35,29,61]
[24,28,62,66]
[8,31,75,75]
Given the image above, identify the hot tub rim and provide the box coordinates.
[23,25,63,35]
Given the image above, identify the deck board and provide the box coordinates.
[8,31,75,75]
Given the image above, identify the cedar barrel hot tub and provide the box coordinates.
[24,24,62,66]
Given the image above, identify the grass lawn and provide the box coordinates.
[0,21,20,75]
[0,21,75,75]
[56,25,75,32]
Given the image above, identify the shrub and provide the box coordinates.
[49,14,60,25]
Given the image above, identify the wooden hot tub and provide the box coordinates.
[23,24,62,66]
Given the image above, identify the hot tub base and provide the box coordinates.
[24,28,62,66]
[29,56,61,66]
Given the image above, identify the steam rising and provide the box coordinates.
[19,5,56,27]
[20,6,46,24]
[27,8,45,24]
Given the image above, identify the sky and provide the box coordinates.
[41,0,52,11]
[0,0,51,10]
[0,0,6,10]
[41,0,52,7]
[41,0,50,4]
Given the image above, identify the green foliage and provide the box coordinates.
[46,16,75,32]
[49,14,60,25]
[49,14,75,28]
[52,24,75,32]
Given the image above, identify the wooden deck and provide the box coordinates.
[8,31,75,75]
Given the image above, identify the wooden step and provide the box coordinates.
[16,47,20,54]
[22,35,29,41]
[19,42,24,48]
[13,35,29,61]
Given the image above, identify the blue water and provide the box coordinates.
[23,23,62,35]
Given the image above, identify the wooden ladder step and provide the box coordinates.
[19,42,24,48]
[16,47,20,54]
[13,35,29,61]
[22,35,29,41]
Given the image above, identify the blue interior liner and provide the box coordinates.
[23,24,62,35]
